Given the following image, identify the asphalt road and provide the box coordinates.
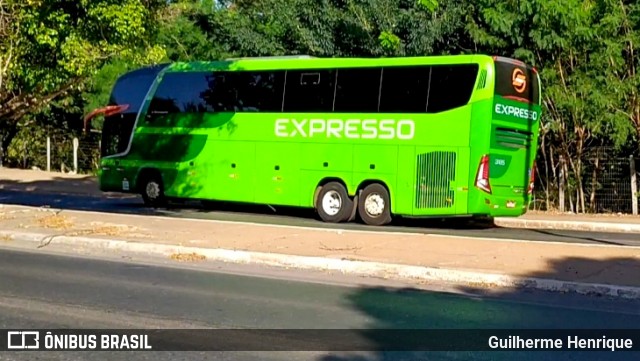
[0,245,639,361]
[0,190,639,247]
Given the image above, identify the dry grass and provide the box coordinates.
[0,235,13,242]
[0,213,12,221]
[70,225,132,237]
[319,242,362,252]
[34,219,148,239]
[36,214,74,230]
[89,225,127,236]
[169,252,207,262]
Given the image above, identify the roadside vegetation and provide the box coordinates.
[0,0,638,213]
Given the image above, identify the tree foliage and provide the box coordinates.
[1,0,639,212]
[0,0,165,125]
[471,0,638,212]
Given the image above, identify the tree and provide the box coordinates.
[0,0,166,128]
[192,0,455,59]
[464,0,639,212]
[591,0,640,155]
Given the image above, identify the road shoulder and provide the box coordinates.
[1,204,639,300]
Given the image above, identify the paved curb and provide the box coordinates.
[494,217,640,233]
[3,230,640,300]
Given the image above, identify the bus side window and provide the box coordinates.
[201,72,239,112]
[282,69,336,112]
[378,66,431,113]
[147,72,211,120]
[427,64,479,113]
[333,68,382,113]
[233,71,285,112]
[301,73,321,85]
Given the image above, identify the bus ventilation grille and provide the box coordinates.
[476,69,488,90]
[495,127,532,149]
[415,151,457,209]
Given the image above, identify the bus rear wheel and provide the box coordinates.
[315,182,353,223]
[139,172,166,208]
[358,183,392,226]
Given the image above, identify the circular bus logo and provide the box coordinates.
[512,68,527,93]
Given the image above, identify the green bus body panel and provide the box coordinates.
[98,54,542,219]
[106,111,470,215]
[168,55,488,73]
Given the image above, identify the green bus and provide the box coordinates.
[85,54,541,226]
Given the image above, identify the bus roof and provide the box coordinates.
[164,54,499,73]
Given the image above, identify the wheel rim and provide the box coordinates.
[364,193,385,217]
[321,190,342,216]
[146,181,160,200]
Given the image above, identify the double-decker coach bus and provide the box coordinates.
[85,55,541,226]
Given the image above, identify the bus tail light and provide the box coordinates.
[528,164,536,195]
[475,154,492,194]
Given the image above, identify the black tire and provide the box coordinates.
[357,183,392,226]
[469,215,495,229]
[315,182,353,223]
[139,171,166,208]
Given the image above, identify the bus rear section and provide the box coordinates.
[473,57,542,217]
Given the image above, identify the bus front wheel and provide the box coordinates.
[315,182,353,223]
[358,184,392,226]
[139,172,166,208]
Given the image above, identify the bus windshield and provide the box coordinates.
[93,64,168,157]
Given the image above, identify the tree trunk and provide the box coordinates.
[589,149,600,212]
[540,134,551,210]
[577,157,586,213]
[551,147,559,210]
[564,159,574,212]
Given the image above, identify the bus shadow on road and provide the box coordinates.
[0,178,496,231]
[181,199,497,231]
[318,255,640,361]
[0,176,101,197]
[530,228,628,247]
